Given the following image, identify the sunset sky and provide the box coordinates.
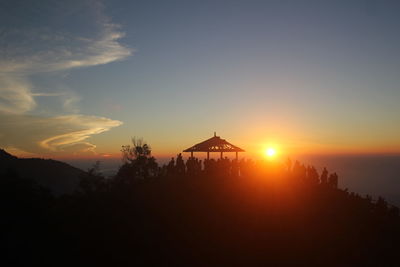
[1,0,400,160]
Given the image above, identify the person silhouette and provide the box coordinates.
[167,157,175,175]
[176,153,185,175]
[328,172,338,188]
[320,167,328,184]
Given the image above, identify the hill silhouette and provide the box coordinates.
[0,149,84,195]
[1,147,400,266]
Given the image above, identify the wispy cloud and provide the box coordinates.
[39,115,123,152]
[0,0,130,155]
[0,23,132,74]
[0,75,36,113]
[0,113,122,155]
[0,20,132,114]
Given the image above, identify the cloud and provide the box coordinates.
[0,0,132,75]
[0,113,122,155]
[0,75,36,113]
[39,115,123,152]
[0,13,132,114]
[0,24,132,74]
[0,0,129,154]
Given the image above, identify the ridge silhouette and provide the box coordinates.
[1,144,400,266]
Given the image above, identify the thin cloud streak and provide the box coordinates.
[0,24,132,74]
[0,113,123,155]
[39,115,123,152]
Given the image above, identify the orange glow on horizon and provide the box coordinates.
[6,133,400,161]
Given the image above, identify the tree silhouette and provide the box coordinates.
[116,138,158,182]
[79,161,107,195]
[121,137,152,163]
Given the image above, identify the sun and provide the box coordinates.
[265,148,276,157]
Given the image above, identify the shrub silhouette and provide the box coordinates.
[116,138,158,184]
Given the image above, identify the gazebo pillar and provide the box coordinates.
[207,151,209,160]
[220,151,223,159]
[191,151,193,158]
[236,151,238,160]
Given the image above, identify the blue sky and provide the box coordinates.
[1,0,400,158]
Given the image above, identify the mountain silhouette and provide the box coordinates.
[0,148,17,160]
[0,149,84,195]
[1,146,400,266]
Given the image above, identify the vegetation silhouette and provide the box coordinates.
[1,144,400,266]
[116,138,158,183]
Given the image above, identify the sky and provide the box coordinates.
[1,0,400,160]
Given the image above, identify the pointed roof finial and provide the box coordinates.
[214,131,216,137]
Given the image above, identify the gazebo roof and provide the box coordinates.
[183,133,245,153]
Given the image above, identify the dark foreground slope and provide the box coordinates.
[0,149,84,195]
[1,164,400,266]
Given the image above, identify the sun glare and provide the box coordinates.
[265,148,276,157]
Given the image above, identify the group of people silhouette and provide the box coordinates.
[158,153,338,188]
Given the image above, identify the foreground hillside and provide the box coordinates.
[0,149,84,195]
[1,150,400,266]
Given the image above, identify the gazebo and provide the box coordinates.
[183,132,245,160]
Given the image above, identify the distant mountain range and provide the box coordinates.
[0,149,85,195]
